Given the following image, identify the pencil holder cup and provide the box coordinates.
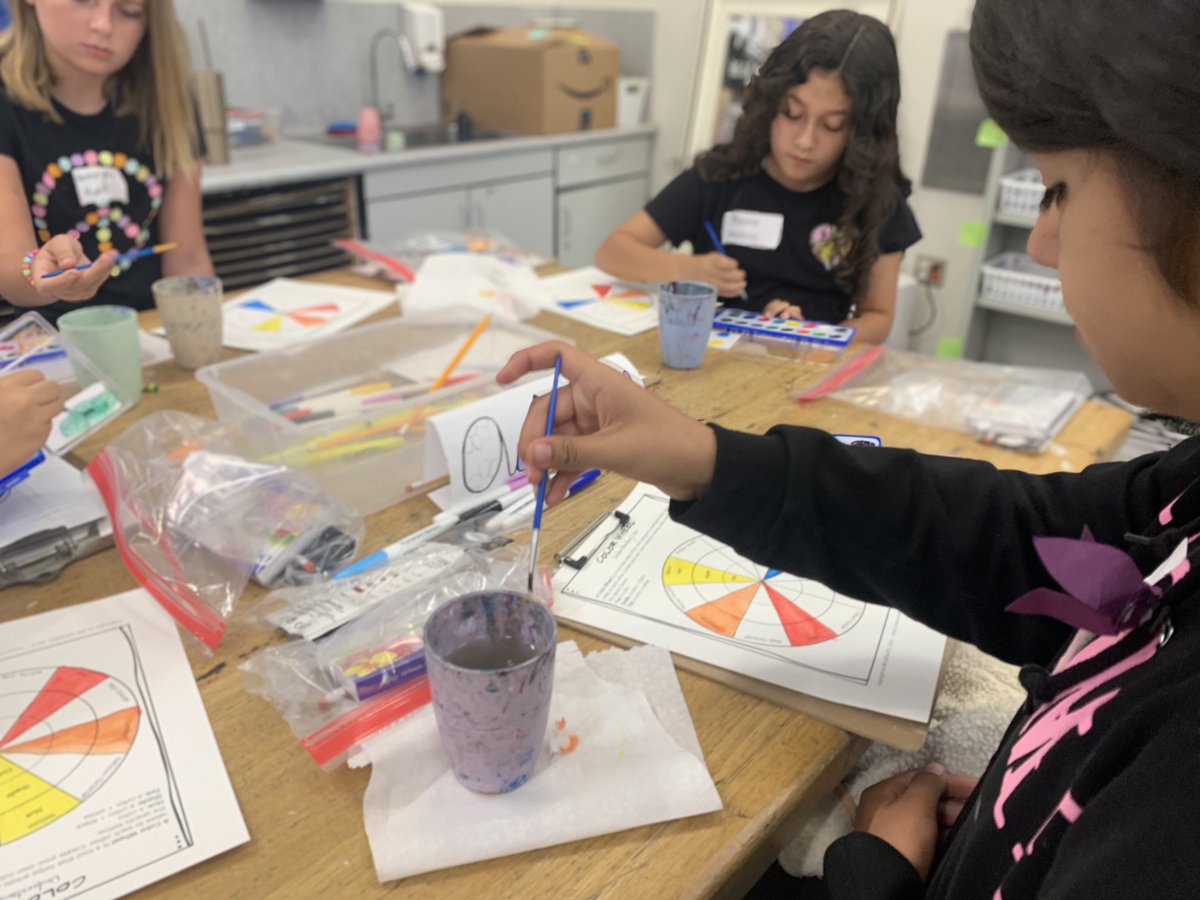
[152,275,224,370]
[658,280,718,369]
[423,590,557,794]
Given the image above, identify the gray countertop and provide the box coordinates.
[201,124,657,195]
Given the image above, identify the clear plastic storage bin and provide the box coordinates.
[996,168,1045,219]
[196,309,567,515]
[980,252,1066,317]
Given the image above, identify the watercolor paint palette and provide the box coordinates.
[711,308,856,349]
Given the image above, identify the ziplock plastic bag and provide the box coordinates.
[794,347,1093,453]
[88,410,363,652]
[241,544,532,769]
[259,542,470,641]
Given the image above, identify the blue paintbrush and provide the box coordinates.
[528,354,563,592]
[41,242,178,278]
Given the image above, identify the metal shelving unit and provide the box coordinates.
[962,142,1109,388]
[202,177,359,290]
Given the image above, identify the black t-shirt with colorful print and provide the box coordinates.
[644,166,921,322]
[0,84,166,322]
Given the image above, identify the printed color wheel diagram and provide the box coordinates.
[557,283,654,311]
[0,666,140,844]
[663,536,865,648]
[236,298,342,333]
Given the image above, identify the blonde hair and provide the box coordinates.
[0,0,199,178]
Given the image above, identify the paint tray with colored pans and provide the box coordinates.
[711,308,856,350]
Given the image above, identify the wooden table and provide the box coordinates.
[1,270,1132,899]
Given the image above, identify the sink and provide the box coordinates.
[293,122,511,152]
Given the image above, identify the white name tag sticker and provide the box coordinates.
[721,209,784,250]
[71,165,130,207]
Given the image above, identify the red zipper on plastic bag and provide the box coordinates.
[88,451,228,651]
[302,676,432,768]
[793,344,885,402]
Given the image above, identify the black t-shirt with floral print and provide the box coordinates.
[645,166,921,322]
[0,84,166,321]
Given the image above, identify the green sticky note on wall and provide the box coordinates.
[936,337,965,359]
[975,118,1008,149]
[958,220,988,248]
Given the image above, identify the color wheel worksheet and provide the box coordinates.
[539,267,660,336]
[221,277,397,351]
[0,590,248,899]
[553,485,946,722]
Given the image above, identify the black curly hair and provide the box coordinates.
[696,10,910,300]
[971,0,1200,306]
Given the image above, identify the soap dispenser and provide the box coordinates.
[402,1,446,74]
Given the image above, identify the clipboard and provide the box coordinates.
[550,498,948,752]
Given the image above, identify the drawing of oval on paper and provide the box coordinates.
[462,416,513,493]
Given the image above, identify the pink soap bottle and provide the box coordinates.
[357,105,382,154]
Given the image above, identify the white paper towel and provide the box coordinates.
[357,641,722,882]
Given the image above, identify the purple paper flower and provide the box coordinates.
[1006,527,1162,635]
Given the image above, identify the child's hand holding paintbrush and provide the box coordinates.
[25,236,178,303]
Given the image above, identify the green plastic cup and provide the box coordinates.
[57,305,142,405]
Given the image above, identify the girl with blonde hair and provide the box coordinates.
[0,0,213,320]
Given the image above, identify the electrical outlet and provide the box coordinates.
[916,255,946,287]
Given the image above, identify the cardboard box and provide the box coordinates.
[443,27,619,135]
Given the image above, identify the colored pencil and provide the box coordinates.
[431,315,492,391]
[405,474,450,494]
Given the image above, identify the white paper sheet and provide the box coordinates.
[423,372,556,508]
[0,589,248,899]
[221,278,397,352]
[539,266,660,336]
[358,641,721,882]
[0,454,109,548]
[421,353,646,509]
[403,254,547,321]
[383,323,548,386]
[138,330,174,366]
[553,484,946,723]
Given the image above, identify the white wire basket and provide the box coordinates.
[997,168,1045,219]
[980,252,1066,316]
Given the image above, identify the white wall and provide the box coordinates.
[346,0,709,191]
[892,0,981,353]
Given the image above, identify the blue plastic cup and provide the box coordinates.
[658,280,718,369]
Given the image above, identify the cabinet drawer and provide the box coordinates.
[556,137,652,189]
[365,148,553,200]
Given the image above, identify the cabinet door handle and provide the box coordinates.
[561,207,572,246]
[596,150,621,167]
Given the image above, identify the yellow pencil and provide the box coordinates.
[431,315,492,391]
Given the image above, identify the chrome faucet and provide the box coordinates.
[369,28,416,122]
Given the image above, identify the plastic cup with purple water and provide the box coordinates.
[423,589,557,793]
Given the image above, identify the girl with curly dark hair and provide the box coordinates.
[595,10,919,344]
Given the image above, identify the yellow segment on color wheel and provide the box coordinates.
[662,557,756,585]
[0,754,79,844]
